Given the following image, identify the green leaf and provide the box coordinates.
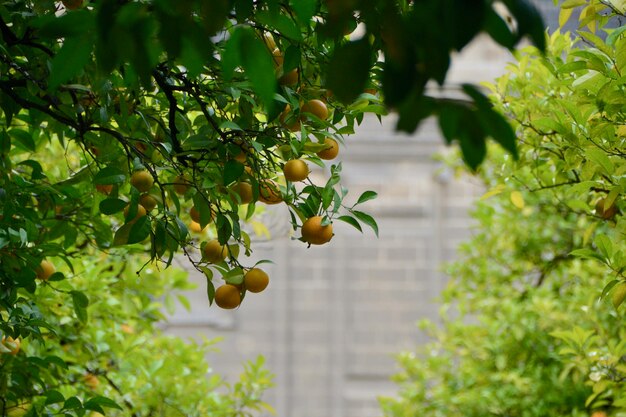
[223,159,245,186]
[70,290,89,309]
[94,166,126,185]
[63,396,82,410]
[601,279,620,299]
[84,396,123,411]
[351,210,378,237]
[223,267,244,285]
[49,35,94,90]
[222,28,244,80]
[255,11,302,40]
[613,282,626,309]
[355,190,378,206]
[337,215,362,233]
[569,248,603,261]
[99,198,127,215]
[290,0,317,25]
[586,148,614,175]
[239,28,278,112]
[33,10,94,38]
[484,7,516,49]
[8,129,35,152]
[45,390,65,405]
[502,0,546,52]
[326,38,372,104]
[449,0,486,50]
[128,216,151,244]
[466,88,517,159]
[595,234,613,260]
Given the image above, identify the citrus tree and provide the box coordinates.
[381,2,626,416]
[0,0,547,415]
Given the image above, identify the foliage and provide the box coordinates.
[381,2,626,416]
[0,0,547,415]
[1,251,274,416]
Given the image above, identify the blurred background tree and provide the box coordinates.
[381,2,626,416]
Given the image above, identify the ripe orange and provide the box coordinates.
[37,260,56,280]
[244,268,269,293]
[302,99,329,120]
[1,336,20,355]
[139,194,157,211]
[215,284,241,309]
[301,216,333,245]
[130,170,154,192]
[590,411,608,417]
[232,181,253,204]
[234,150,247,163]
[279,69,299,86]
[203,239,227,263]
[283,159,309,182]
[316,138,339,160]
[95,184,113,195]
[124,204,147,221]
[172,175,190,195]
[190,206,201,223]
[258,180,282,204]
[189,221,206,234]
[83,373,100,390]
[62,0,83,10]
[120,324,134,334]
[596,198,618,220]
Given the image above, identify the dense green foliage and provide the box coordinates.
[382,2,626,416]
[0,0,547,415]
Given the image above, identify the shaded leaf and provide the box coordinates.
[326,38,372,104]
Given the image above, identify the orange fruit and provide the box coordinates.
[1,336,20,355]
[83,373,99,390]
[190,206,201,223]
[232,181,253,204]
[258,180,282,204]
[301,216,333,245]
[316,138,339,160]
[95,184,113,195]
[172,175,190,195]
[590,412,608,417]
[203,239,227,263]
[130,170,154,193]
[37,260,56,280]
[62,0,83,10]
[596,198,618,220]
[302,99,329,120]
[120,324,134,334]
[234,150,247,163]
[283,159,309,182]
[139,194,157,211]
[189,221,206,234]
[124,204,147,221]
[244,268,269,293]
[214,284,241,309]
[279,69,299,86]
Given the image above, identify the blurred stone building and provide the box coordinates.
[163,3,559,417]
